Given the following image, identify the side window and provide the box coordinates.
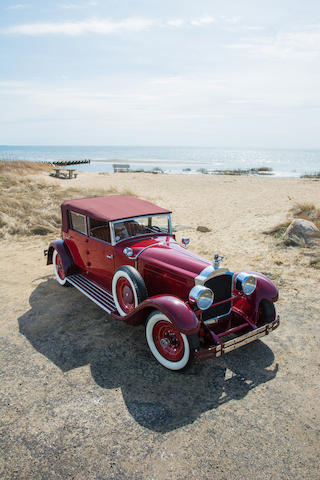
[69,211,87,234]
[89,218,111,243]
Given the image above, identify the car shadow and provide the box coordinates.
[18,279,278,433]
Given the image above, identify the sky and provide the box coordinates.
[0,0,320,148]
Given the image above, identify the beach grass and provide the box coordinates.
[212,167,273,176]
[264,202,320,248]
[0,161,130,238]
[301,171,320,179]
[291,202,320,229]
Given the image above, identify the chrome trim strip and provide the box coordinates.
[195,265,233,286]
[67,274,117,314]
[70,275,116,310]
[112,213,171,226]
[203,306,233,325]
[222,322,277,353]
[223,331,266,353]
[195,317,279,361]
[127,242,164,260]
[111,213,172,246]
[110,222,116,246]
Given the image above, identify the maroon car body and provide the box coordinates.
[45,195,279,371]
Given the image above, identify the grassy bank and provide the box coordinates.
[0,161,118,238]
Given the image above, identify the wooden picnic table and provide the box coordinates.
[52,168,77,179]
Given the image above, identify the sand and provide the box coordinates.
[1,171,319,479]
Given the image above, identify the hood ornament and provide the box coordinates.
[214,253,224,270]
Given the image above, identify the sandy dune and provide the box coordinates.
[1,171,319,479]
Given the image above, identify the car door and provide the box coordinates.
[64,211,88,271]
[86,218,115,291]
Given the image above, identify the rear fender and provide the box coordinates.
[47,239,77,277]
[116,295,200,335]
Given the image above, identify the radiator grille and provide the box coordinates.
[202,273,233,322]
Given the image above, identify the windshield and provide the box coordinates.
[112,214,171,243]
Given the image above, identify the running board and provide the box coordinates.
[67,274,118,315]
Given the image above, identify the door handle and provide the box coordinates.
[106,254,113,259]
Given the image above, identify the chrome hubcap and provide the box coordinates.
[160,338,170,349]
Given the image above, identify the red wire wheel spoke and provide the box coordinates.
[116,277,135,313]
[55,253,65,280]
[152,321,185,362]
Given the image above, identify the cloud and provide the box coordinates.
[6,3,28,9]
[0,15,241,36]
[167,19,184,28]
[57,1,98,9]
[225,30,320,60]
[190,16,215,27]
[220,15,241,24]
[1,17,155,35]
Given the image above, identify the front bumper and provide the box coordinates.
[195,316,280,362]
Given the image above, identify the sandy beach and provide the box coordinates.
[1,167,319,479]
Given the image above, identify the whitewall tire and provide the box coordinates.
[145,311,193,371]
[53,249,68,286]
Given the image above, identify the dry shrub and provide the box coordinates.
[291,203,320,229]
[309,255,320,269]
[301,171,320,179]
[264,202,320,241]
[263,222,291,238]
[0,161,119,238]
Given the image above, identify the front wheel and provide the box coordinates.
[145,311,194,371]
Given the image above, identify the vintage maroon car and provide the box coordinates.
[45,195,279,371]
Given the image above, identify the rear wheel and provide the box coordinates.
[53,249,69,287]
[145,311,194,371]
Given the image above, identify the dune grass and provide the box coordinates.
[264,203,320,267]
[0,161,123,238]
[212,167,273,176]
[290,202,320,229]
[264,202,320,239]
[301,171,320,179]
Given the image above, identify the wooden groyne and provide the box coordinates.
[44,159,91,166]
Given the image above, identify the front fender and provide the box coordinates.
[116,294,200,335]
[234,271,278,315]
[47,239,77,277]
[251,272,279,309]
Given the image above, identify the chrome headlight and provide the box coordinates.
[189,285,214,310]
[236,272,257,295]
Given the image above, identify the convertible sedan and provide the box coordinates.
[45,195,279,371]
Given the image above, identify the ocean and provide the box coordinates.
[0,145,319,177]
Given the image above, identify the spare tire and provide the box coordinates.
[112,265,147,316]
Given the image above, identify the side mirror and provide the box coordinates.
[123,247,133,258]
[182,237,190,248]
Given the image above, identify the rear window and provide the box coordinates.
[69,211,87,234]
